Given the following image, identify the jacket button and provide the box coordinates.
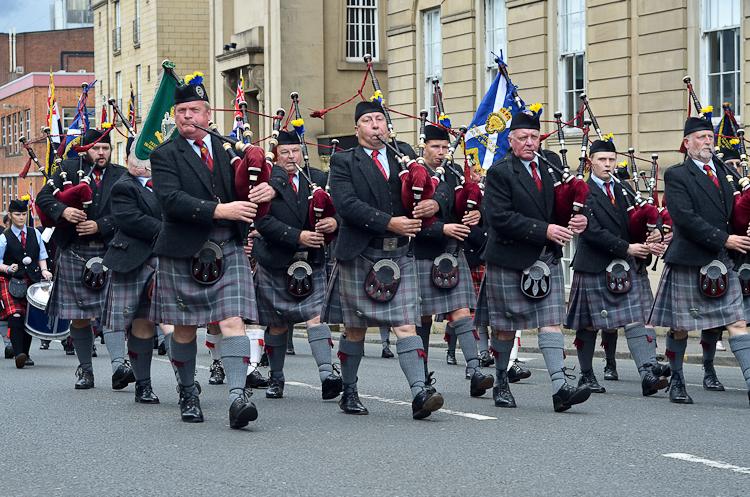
[505,311,512,318]
[192,215,196,218]
[600,310,608,318]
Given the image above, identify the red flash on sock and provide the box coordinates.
[205,341,215,348]
[699,340,709,350]
[665,349,676,360]
[417,349,427,359]
[243,357,251,363]
[443,333,450,343]
[646,335,653,343]
[601,341,608,350]
[573,337,584,350]
[264,345,273,356]
[337,350,347,362]
[472,330,479,340]
[172,359,184,367]
[563,350,567,360]
[328,338,334,348]
[489,347,499,359]
[128,351,137,359]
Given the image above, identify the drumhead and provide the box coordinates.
[26,281,53,310]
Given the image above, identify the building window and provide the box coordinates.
[25,109,30,140]
[113,1,121,53]
[13,113,18,154]
[136,64,142,120]
[702,0,741,117]
[559,0,586,127]
[1,117,5,148]
[18,111,23,146]
[133,0,141,46]
[116,71,122,111]
[117,141,124,166]
[485,0,507,92]
[62,108,78,133]
[346,0,379,61]
[423,8,442,122]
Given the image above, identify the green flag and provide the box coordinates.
[134,61,183,160]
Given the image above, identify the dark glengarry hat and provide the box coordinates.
[683,116,714,137]
[174,71,209,106]
[720,147,741,161]
[82,128,111,146]
[424,125,449,142]
[8,199,28,213]
[277,130,301,146]
[589,138,617,156]
[355,100,385,124]
[509,111,541,131]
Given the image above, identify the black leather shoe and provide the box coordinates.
[412,390,444,419]
[179,393,204,423]
[266,377,284,398]
[15,353,27,369]
[259,352,269,367]
[153,336,159,350]
[553,383,591,412]
[603,361,618,381]
[209,359,225,385]
[480,350,495,367]
[112,362,136,390]
[381,342,394,358]
[135,384,160,404]
[578,370,606,394]
[667,375,693,404]
[75,366,94,389]
[507,360,532,383]
[652,362,671,378]
[286,340,295,355]
[92,344,97,357]
[24,356,34,366]
[245,369,269,389]
[339,390,368,414]
[321,374,343,400]
[446,351,457,365]
[703,361,725,391]
[4,343,13,359]
[493,376,517,408]
[424,371,437,394]
[469,371,494,397]
[157,341,167,356]
[229,394,258,429]
[641,371,669,396]
[39,340,50,350]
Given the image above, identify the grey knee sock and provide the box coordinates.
[307,324,334,382]
[163,333,180,382]
[476,325,490,354]
[646,327,659,366]
[127,335,154,385]
[601,330,617,362]
[264,331,288,381]
[728,334,750,390]
[70,324,94,373]
[397,335,427,398]
[575,329,597,373]
[416,321,431,375]
[454,316,481,375]
[338,335,365,391]
[445,323,457,353]
[701,329,721,363]
[103,329,127,373]
[625,322,656,380]
[490,335,514,385]
[538,332,567,394]
[221,335,253,403]
[665,333,688,382]
[170,337,198,397]
[156,325,165,345]
[379,327,390,345]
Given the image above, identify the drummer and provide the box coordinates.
[0,199,53,368]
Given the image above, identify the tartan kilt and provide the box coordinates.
[648,257,743,332]
[470,264,485,297]
[102,256,156,331]
[483,254,566,330]
[473,273,489,327]
[0,275,32,320]
[418,247,475,320]
[743,290,750,323]
[149,228,257,326]
[321,261,343,325]
[254,263,327,327]
[326,244,420,329]
[46,244,109,320]
[565,257,647,330]
[637,266,655,314]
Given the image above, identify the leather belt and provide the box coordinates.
[368,236,408,251]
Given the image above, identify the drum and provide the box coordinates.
[25,281,71,340]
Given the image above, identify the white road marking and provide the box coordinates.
[286,381,497,420]
[662,453,750,475]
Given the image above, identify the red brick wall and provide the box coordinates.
[0,28,94,87]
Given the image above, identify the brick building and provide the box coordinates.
[0,27,94,86]
[0,72,95,213]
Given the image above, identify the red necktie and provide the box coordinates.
[530,161,542,192]
[704,164,719,188]
[289,173,297,194]
[605,182,616,205]
[195,139,214,171]
[20,230,26,248]
[372,150,388,180]
[93,170,102,188]
[145,179,153,189]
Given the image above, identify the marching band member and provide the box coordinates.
[324,100,445,419]
[0,199,53,368]
[649,116,750,405]
[566,139,670,396]
[477,110,592,411]
[36,128,130,390]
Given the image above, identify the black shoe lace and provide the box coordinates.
[425,371,436,387]
[556,366,577,381]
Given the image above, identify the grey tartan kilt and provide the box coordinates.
[321,261,343,325]
[417,247,475,320]
[102,256,156,331]
[322,244,420,329]
[565,257,647,330]
[46,244,109,320]
[648,256,743,332]
[637,264,655,312]
[149,229,257,326]
[743,290,750,323]
[480,254,565,330]
[473,272,490,327]
[254,263,327,327]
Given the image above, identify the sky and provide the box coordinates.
[0,0,53,34]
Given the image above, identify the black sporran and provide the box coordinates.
[81,257,109,290]
[190,241,224,285]
[365,259,401,302]
[432,253,458,289]
[700,260,727,298]
[605,259,632,294]
[520,260,551,299]
[8,277,27,299]
[287,261,314,298]
[738,263,750,297]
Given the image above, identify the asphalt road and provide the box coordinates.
[1,334,749,496]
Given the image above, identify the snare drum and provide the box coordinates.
[25,281,71,340]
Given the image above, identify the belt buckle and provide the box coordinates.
[88,241,104,248]
[382,237,398,251]
[293,251,309,261]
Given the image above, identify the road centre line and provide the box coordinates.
[662,453,750,475]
